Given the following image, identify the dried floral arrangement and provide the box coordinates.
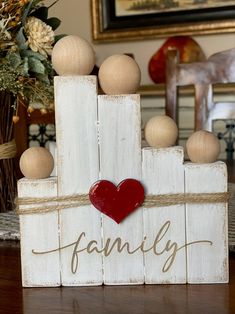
[0,0,62,119]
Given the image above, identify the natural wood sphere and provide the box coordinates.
[98,54,141,95]
[52,35,95,75]
[20,147,54,179]
[144,115,178,148]
[186,130,220,163]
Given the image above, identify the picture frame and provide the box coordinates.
[91,0,235,43]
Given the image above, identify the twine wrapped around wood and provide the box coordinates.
[15,191,230,215]
[0,139,17,160]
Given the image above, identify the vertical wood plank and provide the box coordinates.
[185,161,229,283]
[55,76,102,286]
[18,177,60,287]
[142,146,186,284]
[98,94,144,285]
[48,141,57,176]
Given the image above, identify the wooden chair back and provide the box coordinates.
[165,47,235,130]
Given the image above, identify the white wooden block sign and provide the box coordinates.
[142,146,186,284]
[98,94,144,285]
[55,76,102,286]
[185,162,228,283]
[18,177,60,287]
[17,75,229,287]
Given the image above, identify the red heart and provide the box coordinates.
[89,179,145,224]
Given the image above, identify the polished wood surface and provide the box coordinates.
[0,241,234,314]
[227,160,235,183]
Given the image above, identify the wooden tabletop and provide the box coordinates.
[0,241,234,314]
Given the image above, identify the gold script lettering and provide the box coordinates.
[32,221,212,274]
[71,232,86,274]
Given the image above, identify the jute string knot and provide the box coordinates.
[15,191,230,215]
[0,139,17,160]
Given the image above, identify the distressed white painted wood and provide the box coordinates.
[98,94,144,284]
[18,75,229,287]
[185,161,228,283]
[55,76,102,286]
[142,146,186,284]
[18,177,60,287]
[48,141,57,176]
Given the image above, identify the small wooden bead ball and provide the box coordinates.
[20,147,54,179]
[98,54,141,95]
[52,35,95,76]
[144,115,178,148]
[186,130,220,163]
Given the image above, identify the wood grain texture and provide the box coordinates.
[48,141,57,176]
[19,147,54,179]
[98,54,141,95]
[98,94,144,284]
[144,115,178,148]
[18,75,229,287]
[186,130,220,163]
[165,49,179,125]
[165,47,235,131]
[18,177,60,287]
[142,146,186,283]
[55,76,102,286]
[185,161,229,283]
[52,35,95,76]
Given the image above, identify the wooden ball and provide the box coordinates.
[144,115,178,148]
[186,130,220,163]
[20,147,54,179]
[52,35,95,75]
[98,54,141,95]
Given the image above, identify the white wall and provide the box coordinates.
[47,0,235,85]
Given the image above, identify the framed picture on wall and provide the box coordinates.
[91,0,235,42]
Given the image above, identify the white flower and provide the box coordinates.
[0,19,12,40]
[24,17,54,56]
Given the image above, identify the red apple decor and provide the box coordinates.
[89,179,145,224]
[148,36,206,84]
